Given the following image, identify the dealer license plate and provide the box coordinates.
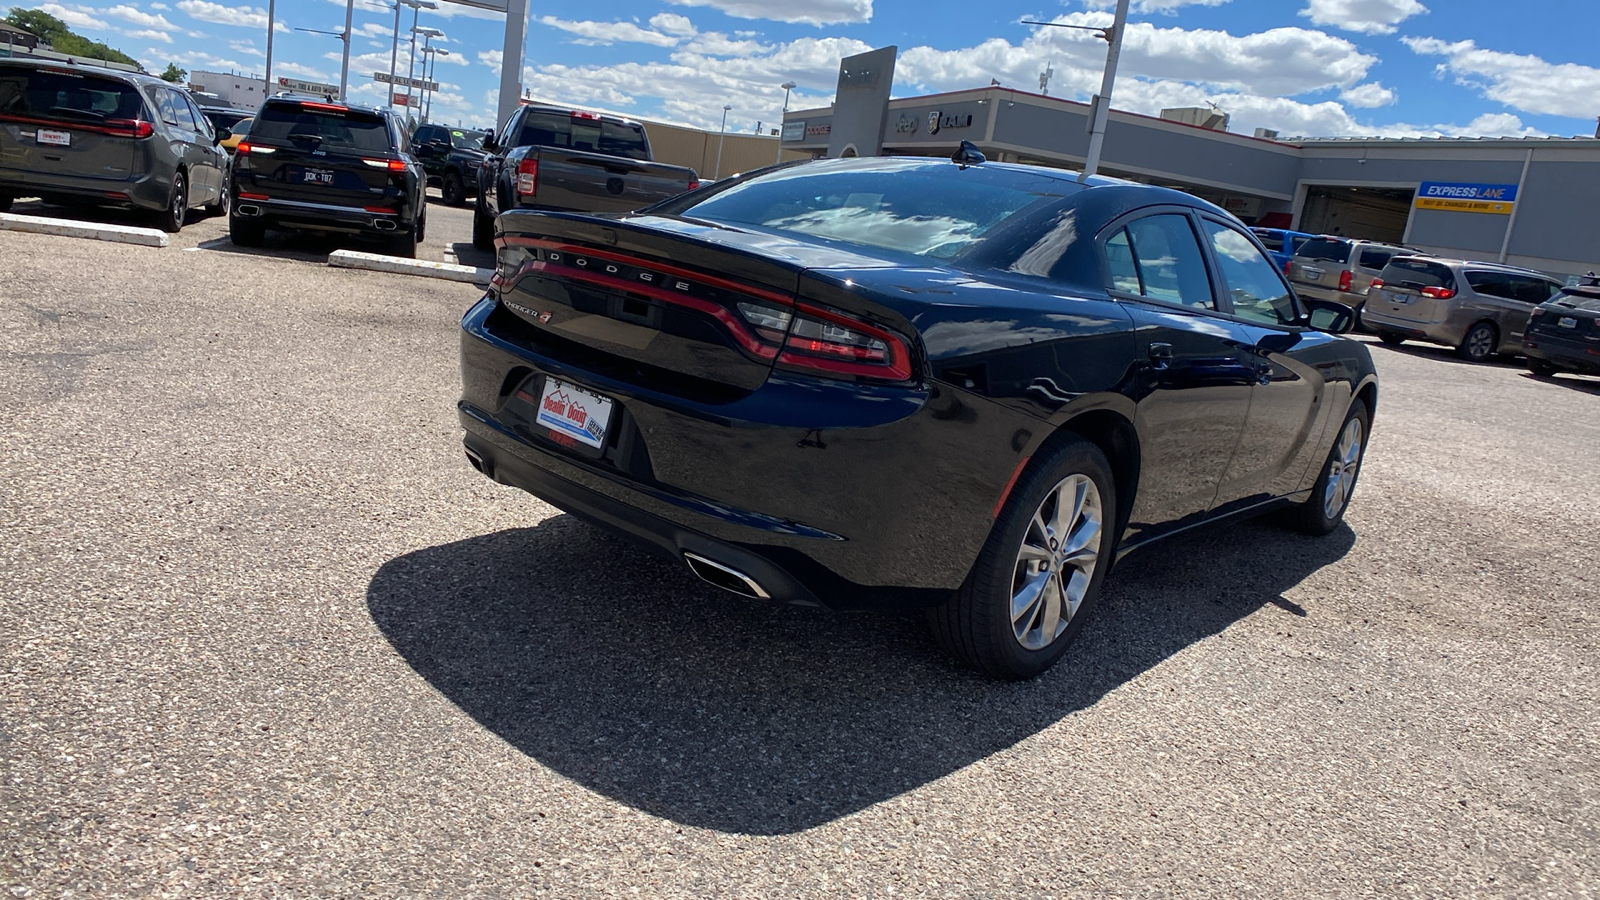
[1302,266,1324,279]
[36,129,70,147]
[1559,316,1578,328]
[302,168,335,185]
[534,378,614,449]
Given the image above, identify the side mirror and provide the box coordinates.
[1303,298,1355,334]
[214,127,231,144]
[481,136,499,153]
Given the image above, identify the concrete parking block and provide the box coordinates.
[0,211,168,248]
[328,249,492,284]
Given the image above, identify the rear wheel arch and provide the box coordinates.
[1049,408,1141,557]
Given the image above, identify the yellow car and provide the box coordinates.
[219,117,251,155]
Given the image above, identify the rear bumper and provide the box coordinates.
[1524,333,1600,374]
[230,193,417,235]
[457,295,1026,610]
[0,167,165,209]
[1362,307,1458,345]
[1292,283,1360,306]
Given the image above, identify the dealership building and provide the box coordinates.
[781,48,1600,281]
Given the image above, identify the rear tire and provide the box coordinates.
[927,436,1117,680]
[1377,332,1405,347]
[385,229,418,259]
[228,214,265,247]
[1456,321,1498,363]
[472,202,494,251]
[1284,398,1369,536]
[0,194,12,213]
[442,172,466,206]
[1527,359,1559,378]
[158,171,187,234]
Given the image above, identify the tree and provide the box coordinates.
[160,63,187,83]
[3,8,144,71]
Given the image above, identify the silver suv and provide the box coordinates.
[1288,236,1412,310]
[1362,257,1565,362]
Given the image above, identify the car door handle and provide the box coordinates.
[1148,342,1173,371]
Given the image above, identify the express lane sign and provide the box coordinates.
[1414,181,1518,215]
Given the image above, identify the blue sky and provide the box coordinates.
[7,0,1598,138]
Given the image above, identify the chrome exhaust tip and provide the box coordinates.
[683,552,771,600]
[234,204,261,217]
[373,218,398,231]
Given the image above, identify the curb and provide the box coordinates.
[327,249,492,284]
[0,212,169,248]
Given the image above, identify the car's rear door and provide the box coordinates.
[1102,210,1256,542]
[173,90,223,204]
[237,100,400,208]
[0,65,146,183]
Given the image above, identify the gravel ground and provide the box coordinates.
[2,202,1597,898]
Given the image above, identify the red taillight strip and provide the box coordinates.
[519,260,778,359]
[777,301,912,381]
[499,236,796,308]
[0,112,151,138]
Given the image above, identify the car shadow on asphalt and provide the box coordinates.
[366,516,1355,836]
[1374,341,1524,369]
[448,241,495,270]
[1520,371,1600,395]
[5,198,228,228]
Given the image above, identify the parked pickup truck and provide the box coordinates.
[472,105,699,250]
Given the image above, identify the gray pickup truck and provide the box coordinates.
[472,105,700,250]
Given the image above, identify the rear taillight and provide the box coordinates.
[361,158,408,171]
[776,304,912,381]
[104,118,153,138]
[236,142,274,155]
[516,159,539,196]
[687,180,701,191]
[1283,257,1292,277]
[1369,278,1384,290]
[1421,286,1456,299]
[1338,270,1353,292]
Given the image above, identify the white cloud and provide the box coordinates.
[37,3,108,29]
[229,39,265,57]
[478,49,503,77]
[650,12,697,37]
[668,0,872,27]
[166,50,249,72]
[275,61,331,80]
[106,5,176,28]
[150,2,169,8]
[130,28,172,42]
[537,17,679,48]
[1340,82,1395,107]
[1300,0,1427,35]
[1404,37,1600,120]
[175,0,282,29]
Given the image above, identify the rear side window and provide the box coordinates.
[518,111,650,160]
[0,68,146,123]
[1383,258,1456,292]
[1296,238,1351,263]
[1359,247,1399,270]
[250,103,395,154]
[1118,215,1215,310]
[1252,229,1284,252]
[1465,270,1514,299]
[1507,275,1559,304]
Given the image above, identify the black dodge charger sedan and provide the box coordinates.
[458,152,1377,679]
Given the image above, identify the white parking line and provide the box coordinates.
[0,212,168,248]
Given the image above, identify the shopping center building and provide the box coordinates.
[780,48,1600,281]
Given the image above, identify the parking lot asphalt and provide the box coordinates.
[2,204,1598,898]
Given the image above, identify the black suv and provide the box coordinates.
[229,95,425,257]
[411,123,488,206]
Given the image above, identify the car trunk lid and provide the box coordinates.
[0,66,146,182]
[1289,237,1352,290]
[1372,258,1457,322]
[489,211,912,393]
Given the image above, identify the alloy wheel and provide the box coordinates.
[1322,417,1364,520]
[1010,473,1102,651]
[1465,325,1494,360]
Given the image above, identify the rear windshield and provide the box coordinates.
[1359,247,1402,270]
[1551,287,1600,311]
[0,67,147,124]
[1295,237,1351,263]
[250,103,394,154]
[518,111,649,160]
[1381,258,1456,291]
[203,108,249,130]
[1251,229,1284,252]
[664,162,1066,260]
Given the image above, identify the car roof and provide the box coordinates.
[263,94,387,117]
[0,56,168,86]
[1385,255,1555,277]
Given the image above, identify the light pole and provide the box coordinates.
[775,81,795,164]
[388,0,435,113]
[408,24,442,117]
[422,46,449,121]
[293,25,349,98]
[1022,0,1131,182]
[714,104,731,178]
[263,0,276,93]
[338,0,352,100]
